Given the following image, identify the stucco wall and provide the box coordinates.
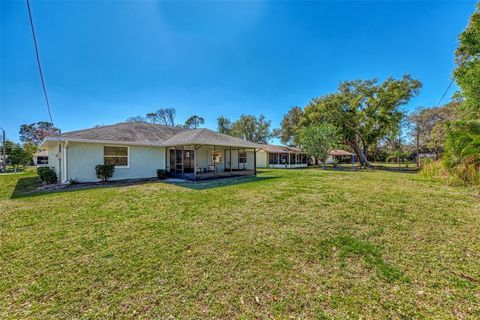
[255,151,268,168]
[66,142,166,182]
[47,143,61,180]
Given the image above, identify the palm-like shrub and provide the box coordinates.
[443,120,480,185]
[444,120,480,165]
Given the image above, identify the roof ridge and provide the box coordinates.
[194,128,208,138]
[59,122,123,135]
[60,122,189,136]
[202,128,246,140]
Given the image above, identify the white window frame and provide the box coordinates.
[36,156,49,165]
[239,152,247,164]
[104,145,129,169]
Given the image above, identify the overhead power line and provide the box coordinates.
[436,77,455,106]
[436,53,473,107]
[25,0,56,127]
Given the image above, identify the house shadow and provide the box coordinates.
[10,176,42,199]
[10,174,277,199]
[9,177,162,199]
[167,175,277,191]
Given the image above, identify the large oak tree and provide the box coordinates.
[275,106,304,146]
[303,75,422,166]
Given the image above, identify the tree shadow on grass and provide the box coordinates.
[317,164,420,174]
[10,175,277,199]
[369,165,420,174]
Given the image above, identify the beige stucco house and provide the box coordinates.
[40,122,260,183]
[255,144,308,169]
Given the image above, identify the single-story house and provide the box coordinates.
[40,122,260,183]
[256,144,308,169]
[33,149,49,166]
[326,149,355,164]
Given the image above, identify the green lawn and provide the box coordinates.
[1,168,479,319]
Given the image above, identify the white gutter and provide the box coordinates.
[62,140,69,183]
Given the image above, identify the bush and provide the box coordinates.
[420,157,433,166]
[95,164,115,182]
[421,159,480,186]
[38,167,57,184]
[157,169,167,180]
[37,167,49,181]
[421,161,448,180]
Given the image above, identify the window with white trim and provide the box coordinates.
[36,156,48,165]
[239,152,247,163]
[104,146,128,167]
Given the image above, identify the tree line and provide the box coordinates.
[126,108,205,129]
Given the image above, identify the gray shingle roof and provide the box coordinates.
[43,122,260,149]
[162,128,259,148]
[328,149,354,156]
[258,144,303,153]
[58,122,185,144]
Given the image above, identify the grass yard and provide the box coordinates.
[1,168,479,319]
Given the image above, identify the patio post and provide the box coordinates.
[181,146,184,173]
[193,145,197,180]
[213,145,216,173]
[164,148,167,174]
[288,153,291,168]
[230,147,232,175]
[254,148,257,175]
[173,146,176,175]
[243,148,245,170]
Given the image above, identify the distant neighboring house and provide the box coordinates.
[418,153,436,160]
[40,122,260,183]
[325,149,355,164]
[33,149,49,166]
[256,145,308,169]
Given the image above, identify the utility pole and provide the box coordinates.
[0,128,5,172]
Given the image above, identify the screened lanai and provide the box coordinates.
[163,129,260,181]
[256,144,308,169]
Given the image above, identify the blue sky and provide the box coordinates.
[0,1,477,143]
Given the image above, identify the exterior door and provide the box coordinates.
[183,150,194,173]
[175,150,183,173]
[169,149,175,173]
